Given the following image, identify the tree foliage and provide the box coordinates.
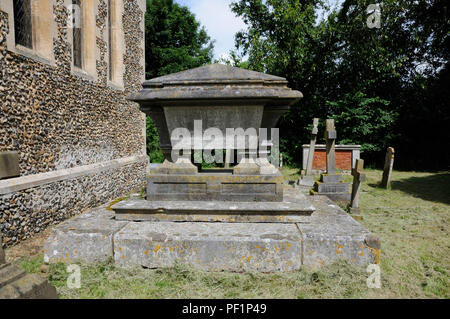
[145,0,214,79]
[231,0,449,169]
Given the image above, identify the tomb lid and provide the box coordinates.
[128,64,302,105]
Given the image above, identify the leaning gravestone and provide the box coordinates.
[311,119,350,201]
[0,235,58,299]
[349,159,366,219]
[298,118,319,187]
[381,147,394,188]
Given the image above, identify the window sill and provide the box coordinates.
[13,44,55,66]
[72,67,96,82]
[107,80,125,92]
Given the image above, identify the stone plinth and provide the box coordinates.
[44,192,380,271]
[311,174,351,202]
[113,186,315,222]
[147,171,284,202]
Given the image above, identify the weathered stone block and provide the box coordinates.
[0,151,20,180]
[299,196,380,268]
[43,207,128,264]
[0,264,58,299]
[114,222,302,272]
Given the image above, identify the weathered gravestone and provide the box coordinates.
[0,235,58,299]
[381,147,395,188]
[311,119,350,201]
[349,159,366,220]
[298,118,319,187]
[0,236,5,264]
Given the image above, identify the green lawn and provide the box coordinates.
[16,169,450,298]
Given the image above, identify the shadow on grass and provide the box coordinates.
[388,172,450,205]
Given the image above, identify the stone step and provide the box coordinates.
[0,264,26,289]
[112,195,315,223]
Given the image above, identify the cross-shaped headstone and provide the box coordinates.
[305,118,319,176]
[324,119,337,175]
[381,147,394,188]
[350,159,366,211]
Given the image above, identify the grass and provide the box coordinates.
[15,169,450,298]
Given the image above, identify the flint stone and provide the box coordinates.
[43,207,128,264]
[114,222,302,272]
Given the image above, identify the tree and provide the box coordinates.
[144,0,215,161]
[231,0,449,169]
[145,0,214,79]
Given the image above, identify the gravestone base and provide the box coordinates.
[311,173,351,202]
[43,189,380,271]
[297,175,315,187]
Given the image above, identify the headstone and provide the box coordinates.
[311,119,350,201]
[0,233,58,299]
[325,119,337,175]
[0,151,20,180]
[381,147,394,188]
[0,236,5,264]
[298,118,319,187]
[349,159,366,219]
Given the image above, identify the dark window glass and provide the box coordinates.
[13,0,32,48]
[73,0,82,68]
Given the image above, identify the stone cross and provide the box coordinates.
[381,147,395,188]
[350,159,366,213]
[324,119,337,175]
[305,118,319,176]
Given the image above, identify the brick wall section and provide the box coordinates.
[313,150,353,170]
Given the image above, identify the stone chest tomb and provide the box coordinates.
[45,65,380,271]
[128,64,304,203]
[115,64,315,220]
